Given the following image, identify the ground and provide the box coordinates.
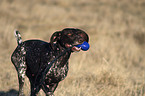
[0,0,145,96]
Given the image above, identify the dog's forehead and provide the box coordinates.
[62,28,86,35]
[61,28,89,42]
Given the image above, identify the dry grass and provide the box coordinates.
[0,0,145,96]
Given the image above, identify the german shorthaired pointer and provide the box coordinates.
[11,28,89,96]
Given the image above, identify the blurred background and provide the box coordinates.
[0,0,145,96]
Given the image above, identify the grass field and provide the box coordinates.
[0,0,145,96]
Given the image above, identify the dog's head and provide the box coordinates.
[50,28,89,52]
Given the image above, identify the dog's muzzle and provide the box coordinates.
[75,41,90,51]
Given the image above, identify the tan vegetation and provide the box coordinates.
[0,0,145,96]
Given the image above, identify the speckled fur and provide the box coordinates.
[11,31,27,96]
[11,28,89,96]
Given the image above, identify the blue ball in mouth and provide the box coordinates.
[75,41,90,51]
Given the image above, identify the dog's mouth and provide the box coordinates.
[65,43,81,52]
[71,46,81,52]
[65,41,89,52]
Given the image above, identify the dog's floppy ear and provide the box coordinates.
[50,31,61,50]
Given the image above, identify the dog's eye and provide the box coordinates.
[79,39,83,43]
[67,33,72,36]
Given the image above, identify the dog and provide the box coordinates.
[11,28,89,96]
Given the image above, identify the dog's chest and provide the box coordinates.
[43,48,71,83]
[46,61,69,82]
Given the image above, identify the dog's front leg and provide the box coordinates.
[41,83,58,96]
[30,83,42,96]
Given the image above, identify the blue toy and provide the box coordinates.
[75,41,90,51]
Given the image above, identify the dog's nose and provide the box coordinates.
[75,41,90,51]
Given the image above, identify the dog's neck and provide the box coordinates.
[51,42,71,53]
[51,43,72,67]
